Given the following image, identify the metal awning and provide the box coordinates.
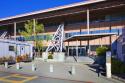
[64,33,117,42]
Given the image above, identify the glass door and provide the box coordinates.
[78,47,86,56]
[68,46,86,56]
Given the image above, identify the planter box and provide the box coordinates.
[47,59,55,62]
[42,52,48,60]
[53,52,65,62]
[42,52,65,62]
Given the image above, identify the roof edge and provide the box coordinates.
[0,0,106,22]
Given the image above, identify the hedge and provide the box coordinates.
[112,58,125,74]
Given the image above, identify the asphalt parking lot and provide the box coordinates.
[0,72,37,83]
[0,60,124,83]
[0,71,86,83]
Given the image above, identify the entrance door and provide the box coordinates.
[20,46,25,55]
[69,47,75,56]
[68,46,86,56]
[78,47,86,56]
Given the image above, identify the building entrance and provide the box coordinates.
[68,46,86,57]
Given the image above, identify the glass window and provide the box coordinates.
[9,46,14,51]
[90,45,100,51]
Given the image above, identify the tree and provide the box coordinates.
[46,33,52,42]
[20,20,45,57]
[20,20,34,37]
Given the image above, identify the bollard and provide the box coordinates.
[50,64,53,72]
[106,63,111,78]
[71,65,75,75]
[32,63,36,71]
[5,62,8,68]
[106,51,111,78]
[16,63,20,70]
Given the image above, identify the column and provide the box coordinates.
[87,9,90,55]
[87,9,90,34]
[33,19,36,38]
[80,27,82,49]
[14,22,16,40]
[33,19,36,57]
[87,40,90,56]
[109,24,112,48]
[68,42,69,56]
[76,40,79,58]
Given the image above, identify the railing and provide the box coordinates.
[17,28,122,41]
[65,28,122,38]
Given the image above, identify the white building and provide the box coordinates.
[0,39,33,58]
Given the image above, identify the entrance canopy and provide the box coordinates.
[64,33,117,42]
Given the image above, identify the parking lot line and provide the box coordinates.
[0,73,38,83]
[21,76,38,83]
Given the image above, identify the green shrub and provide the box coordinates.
[112,58,125,74]
[48,53,53,59]
[96,46,108,56]
[120,64,125,73]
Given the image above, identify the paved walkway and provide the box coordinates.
[0,60,124,83]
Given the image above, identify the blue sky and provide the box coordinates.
[0,0,85,19]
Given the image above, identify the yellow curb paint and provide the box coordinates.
[11,75,29,79]
[21,76,38,83]
[0,74,18,79]
[0,78,22,83]
[0,73,38,83]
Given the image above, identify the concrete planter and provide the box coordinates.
[47,59,55,62]
[53,52,65,62]
[42,52,65,62]
[42,52,48,60]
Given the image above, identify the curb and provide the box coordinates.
[112,75,125,82]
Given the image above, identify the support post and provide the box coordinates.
[87,9,90,56]
[33,19,36,42]
[87,40,90,56]
[87,9,90,34]
[109,25,112,48]
[72,46,73,56]
[101,38,103,47]
[14,22,16,40]
[33,19,36,57]
[33,19,36,36]
[68,42,69,56]
[76,40,79,59]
